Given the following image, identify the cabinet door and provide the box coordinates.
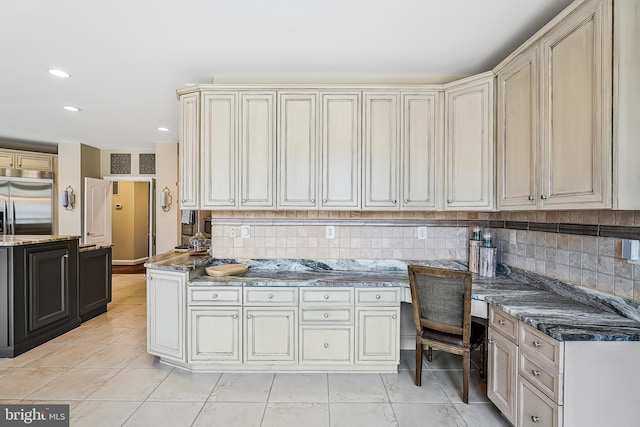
[401,92,439,210]
[79,248,112,319]
[487,328,518,425]
[26,247,71,332]
[300,326,353,364]
[278,91,319,209]
[497,48,539,210]
[189,308,241,363]
[15,153,53,171]
[444,75,495,210]
[179,92,200,209]
[201,92,238,209]
[239,91,276,209]
[539,0,612,209]
[320,92,361,209]
[147,269,186,362]
[244,307,297,362]
[0,150,14,168]
[363,92,399,210]
[356,308,399,363]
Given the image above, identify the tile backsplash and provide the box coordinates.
[203,210,640,302]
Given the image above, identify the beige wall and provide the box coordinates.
[112,181,149,264]
[155,143,179,253]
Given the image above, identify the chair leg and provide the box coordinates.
[462,350,470,404]
[479,335,486,379]
[427,346,432,362]
[415,340,423,386]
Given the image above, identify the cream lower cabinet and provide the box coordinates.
[443,72,495,210]
[487,305,640,427]
[147,269,187,363]
[355,288,400,363]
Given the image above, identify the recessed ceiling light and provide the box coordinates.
[48,69,70,78]
[158,127,170,132]
[63,106,81,112]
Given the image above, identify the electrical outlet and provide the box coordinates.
[417,227,427,240]
[229,227,236,238]
[325,225,335,239]
[241,225,251,239]
[509,230,517,245]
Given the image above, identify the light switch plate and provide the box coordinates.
[240,225,251,239]
[326,225,335,239]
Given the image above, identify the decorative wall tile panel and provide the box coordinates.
[139,153,156,174]
[110,153,131,174]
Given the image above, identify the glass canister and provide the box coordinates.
[188,232,211,253]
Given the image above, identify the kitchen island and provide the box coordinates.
[0,235,80,357]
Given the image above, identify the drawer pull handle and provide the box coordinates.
[324,295,329,300]
[532,341,541,348]
[268,294,274,299]
[498,320,505,325]
[376,295,381,300]
[232,314,238,319]
[324,343,329,348]
[531,416,540,423]
[532,369,540,377]
[324,313,329,318]
[212,294,218,299]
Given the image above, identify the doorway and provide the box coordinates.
[104,176,156,265]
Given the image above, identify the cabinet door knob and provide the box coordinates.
[324,343,329,348]
[531,416,540,423]
[392,199,397,204]
[232,314,238,319]
[324,313,329,318]
[230,199,234,203]
[532,369,540,377]
[242,199,247,203]
[528,195,535,201]
[404,199,409,203]
[447,199,452,204]
[540,195,547,200]
[323,199,327,203]
[247,315,251,319]
[212,294,218,299]
[392,315,397,319]
[375,294,381,300]
[311,199,315,203]
[268,294,274,299]
[488,339,494,344]
[532,341,541,348]
[498,320,505,325]
[324,294,329,300]
[148,276,153,281]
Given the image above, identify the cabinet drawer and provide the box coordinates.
[519,322,563,372]
[356,288,400,305]
[300,326,353,364]
[300,287,354,306]
[189,287,242,305]
[489,305,518,343]
[300,308,353,324]
[519,352,563,404]
[244,287,298,305]
[518,377,563,427]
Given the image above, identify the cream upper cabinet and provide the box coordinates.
[178,92,200,209]
[0,150,54,172]
[201,92,238,209]
[278,91,319,209]
[496,47,539,210]
[444,73,495,210]
[239,91,276,209]
[539,0,612,209]
[320,92,361,210]
[401,92,439,210]
[363,92,400,210]
[0,151,12,168]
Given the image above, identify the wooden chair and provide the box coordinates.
[408,265,486,403]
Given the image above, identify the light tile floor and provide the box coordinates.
[0,274,512,427]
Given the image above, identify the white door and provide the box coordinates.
[84,177,112,245]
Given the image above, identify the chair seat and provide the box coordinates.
[420,321,485,350]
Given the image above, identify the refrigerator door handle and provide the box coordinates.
[11,201,16,235]
[2,201,6,235]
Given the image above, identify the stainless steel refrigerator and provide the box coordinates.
[0,174,53,235]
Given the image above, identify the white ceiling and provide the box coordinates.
[0,0,574,152]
